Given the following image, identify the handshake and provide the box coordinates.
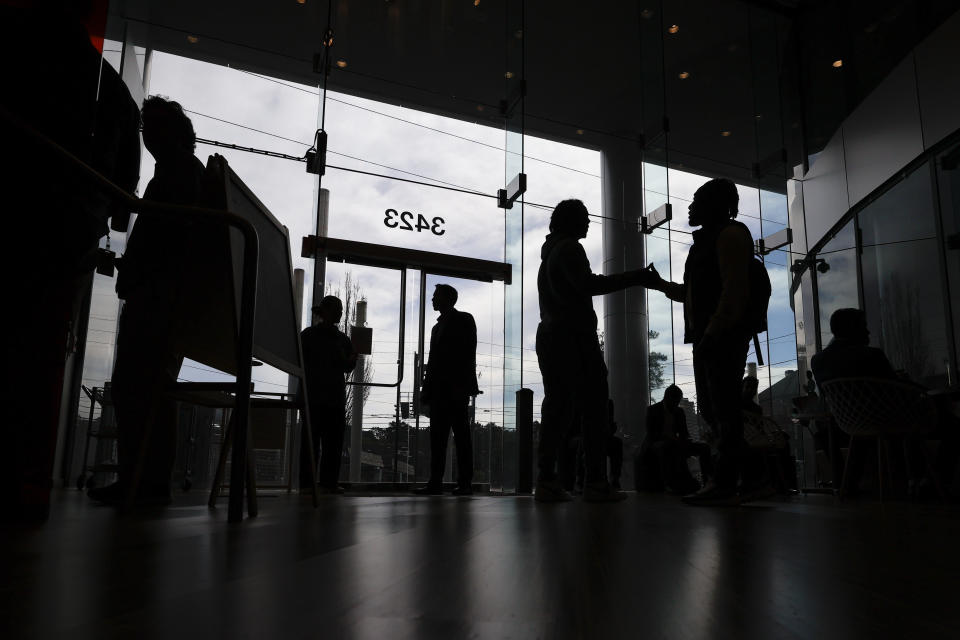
[626,263,666,290]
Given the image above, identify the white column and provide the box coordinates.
[601,145,649,442]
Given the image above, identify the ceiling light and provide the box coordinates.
[641,9,654,19]
[678,71,690,79]
[832,59,843,68]
[721,130,732,137]
[336,59,347,68]
[477,105,485,112]
[186,35,199,44]
[474,0,481,6]
[576,129,584,135]
[668,24,680,34]
[505,71,514,79]
[297,0,306,4]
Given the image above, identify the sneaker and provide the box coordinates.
[582,481,627,502]
[412,485,444,496]
[535,478,573,502]
[681,481,739,507]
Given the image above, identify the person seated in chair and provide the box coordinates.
[812,308,932,496]
[638,385,713,494]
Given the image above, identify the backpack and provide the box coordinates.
[748,256,772,335]
[748,255,772,364]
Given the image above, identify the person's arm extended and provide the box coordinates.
[556,240,653,296]
[705,224,752,335]
[641,263,685,302]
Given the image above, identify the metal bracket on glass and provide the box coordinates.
[305,130,327,176]
[639,202,671,234]
[756,227,792,256]
[498,172,526,210]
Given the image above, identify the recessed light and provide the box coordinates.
[721,130,732,137]
[297,0,306,4]
[641,8,654,19]
[668,24,679,34]
[678,71,690,79]
[336,59,347,68]
[186,35,199,44]
[832,59,843,68]
[576,129,585,135]
[505,71,514,79]
[477,105,485,112]
[474,0,481,6]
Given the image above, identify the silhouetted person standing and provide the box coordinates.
[415,284,479,496]
[89,97,204,505]
[643,179,769,505]
[300,296,356,494]
[639,384,713,494]
[535,199,649,502]
[3,2,140,521]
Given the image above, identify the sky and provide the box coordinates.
[90,45,799,435]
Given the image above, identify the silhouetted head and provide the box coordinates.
[313,295,343,326]
[741,375,759,400]
[550,199,590,239]
[141,95,196,163]
[688,178,739,227]
[830,307,870,345]
[432,284,458,313]
[663,384,683,408]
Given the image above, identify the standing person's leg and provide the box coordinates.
[318,407,347,489]
[428,400,452,488]
[579,336,609,484]
[108,299,172,495]
[450,395,473,490]
[684,336,749,505]
[536,324,576,484]
[708,337,751,490]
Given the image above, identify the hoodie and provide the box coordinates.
[538,233,635,333]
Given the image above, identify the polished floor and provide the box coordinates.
[3,490,959,639]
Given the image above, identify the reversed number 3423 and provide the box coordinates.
[383,209,445,235]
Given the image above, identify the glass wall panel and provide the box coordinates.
[815,222,859,347]
[860,164,950,386]
[937,141,960,384]
[644,163,675,402]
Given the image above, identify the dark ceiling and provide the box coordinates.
[108,1,958,192]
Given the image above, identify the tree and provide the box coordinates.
[325,271,374,423]
[648,329,668,394]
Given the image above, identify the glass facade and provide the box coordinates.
[793,134,960,392]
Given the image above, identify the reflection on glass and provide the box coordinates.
[860,165,949,386]
[815,222,859,348]
[937,143,960,384]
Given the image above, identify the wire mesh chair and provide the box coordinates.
[820,377,940,500]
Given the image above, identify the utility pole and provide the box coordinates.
[349,300,367,482]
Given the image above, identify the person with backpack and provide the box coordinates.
[641,178,773,506]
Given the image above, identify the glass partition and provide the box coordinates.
[814,222,859,347]
[860,164,950,386]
